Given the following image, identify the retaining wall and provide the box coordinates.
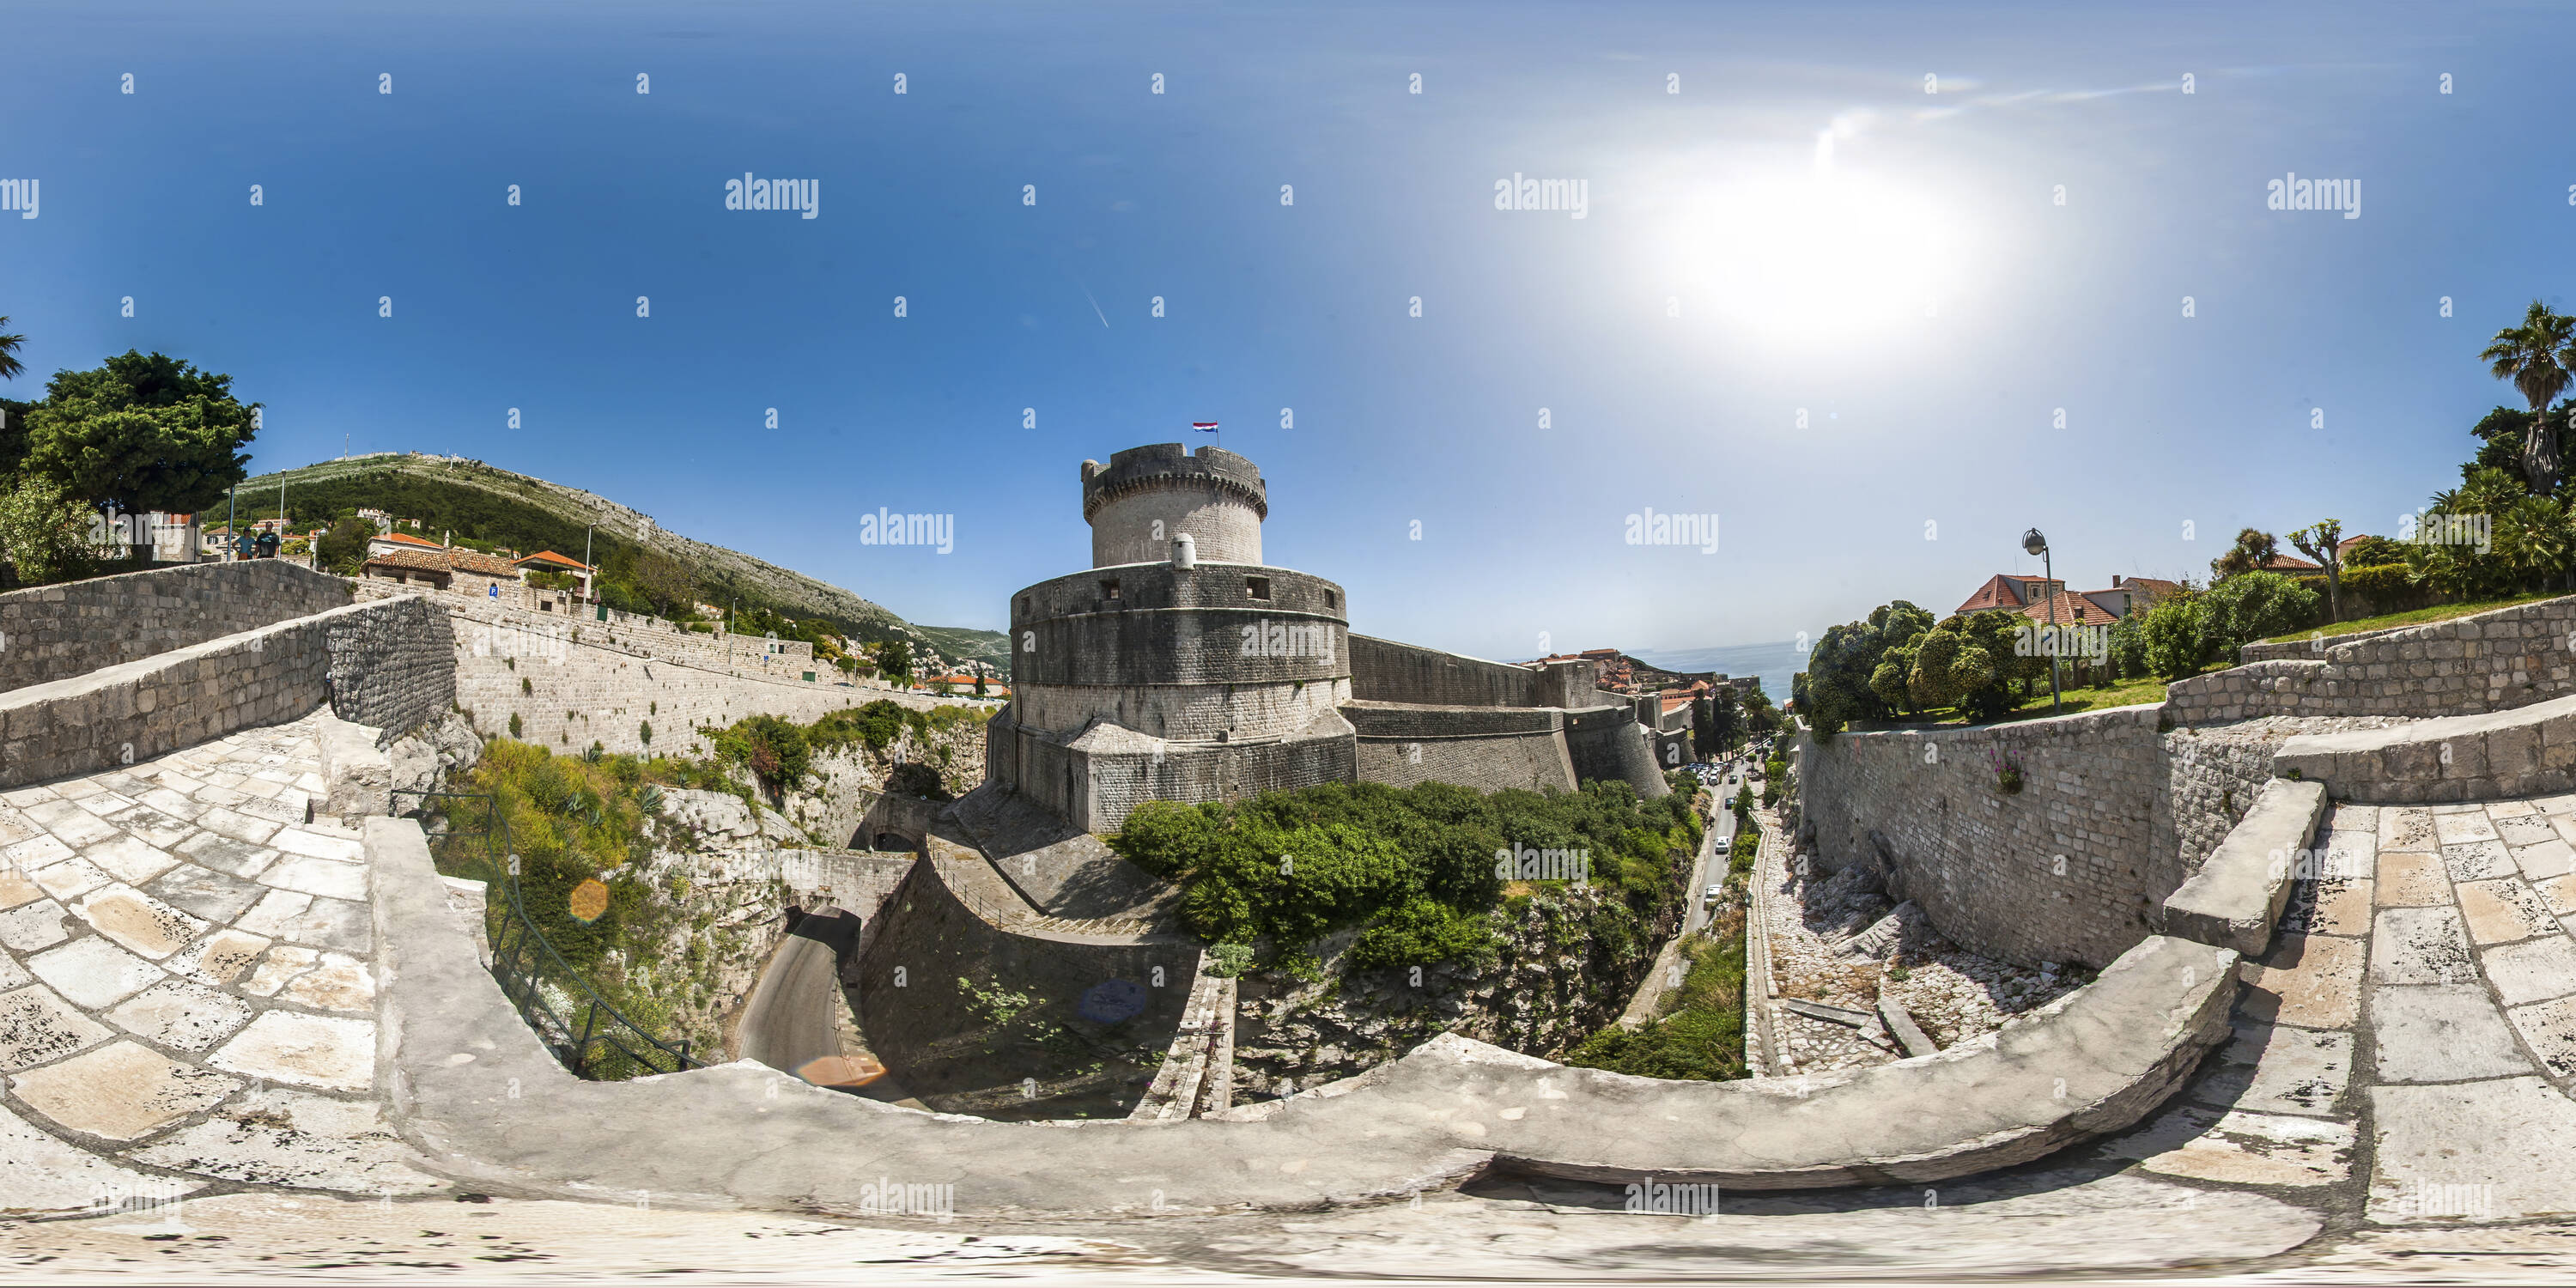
[0,560,350,693]
[1797,707,2272,969]
[2169,593,2576,725]
[852,854,1200,1119]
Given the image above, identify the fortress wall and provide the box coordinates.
[1344,700,1578,793]
[1796,705,2273,969]
[1013,678,1349,743]
[443,599,938,757]
[2167,592,2576,725]
[1563,706,1672,799]
[355,579,820,679]
[1355,728,1577,793]
[1,560,351,693]
[1347,635,1543,707]
[987,710,1353,833]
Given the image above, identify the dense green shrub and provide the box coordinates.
[2200,571,2320,659]
[1562,913,1747,1081]
[2139,595,2208,679]
[1109,779,1698,964]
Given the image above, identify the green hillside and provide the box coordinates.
[237,453,1007,666]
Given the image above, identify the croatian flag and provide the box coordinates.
[1191,422,1218,433]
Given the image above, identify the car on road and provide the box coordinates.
[1704,884,1723,902]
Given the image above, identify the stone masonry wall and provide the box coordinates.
[1347,634,1542,707]
[1801,707,2165,969]
[0,597,434,788]
[0,560,351,693]
[443,598,943,758]
[2168,593,2576,725]
[324,593,457,738]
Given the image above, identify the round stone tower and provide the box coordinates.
[991,443,1353,834]
[1080,443,1267,568]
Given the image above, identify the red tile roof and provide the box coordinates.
[514,550,592,573]
[1957,574,2059,617]
[2020,591,2119,628]
[2261,554,2321,573]
[365,547,521,579]
[376,532,442,550]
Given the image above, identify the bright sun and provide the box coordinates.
[1663,170,1965,342]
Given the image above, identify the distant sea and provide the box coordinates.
[1629,641,1805,705]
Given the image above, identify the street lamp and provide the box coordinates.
[2022,527,2063,716]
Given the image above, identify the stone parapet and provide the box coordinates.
[369,808,2239,1212]
[0,559,351,694]
[2160,779,2328,956]
[0,597,449,790]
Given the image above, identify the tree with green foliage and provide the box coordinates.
[1801,600,1934,736]
[2138,593,2208,680]
[2210,527,2280,580]
[0,473,99,586]
[2481,300,2576,495]
[2198,571,2320,660]
[2404,467,2560,598]
[1903,611,2029,722]
[20,351,258,514]
[870,638,914,685]
[713,713,811,803]
[315,516,374,573]
[0,316,24,382]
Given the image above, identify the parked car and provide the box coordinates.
[1704,884,1723,902]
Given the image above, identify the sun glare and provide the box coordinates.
[1664,169,1968,342]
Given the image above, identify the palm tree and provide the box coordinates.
[0,316,23,381]
[2480,300,2576,494]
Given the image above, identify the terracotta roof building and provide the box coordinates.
[1955,574,2063,617]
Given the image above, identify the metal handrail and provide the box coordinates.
[391,787,704,1080]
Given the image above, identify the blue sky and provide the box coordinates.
[4,1,2571,661]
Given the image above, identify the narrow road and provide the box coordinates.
[738,908,862,1080]
[1684,762,1746,935]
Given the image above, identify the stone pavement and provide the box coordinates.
[2094,795,2576,1224]
[0,711,440,1217]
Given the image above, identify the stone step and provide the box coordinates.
[2273,693,2576,804]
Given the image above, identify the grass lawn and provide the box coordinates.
[1878,664,2221,727]
[2261,591,2564,645]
